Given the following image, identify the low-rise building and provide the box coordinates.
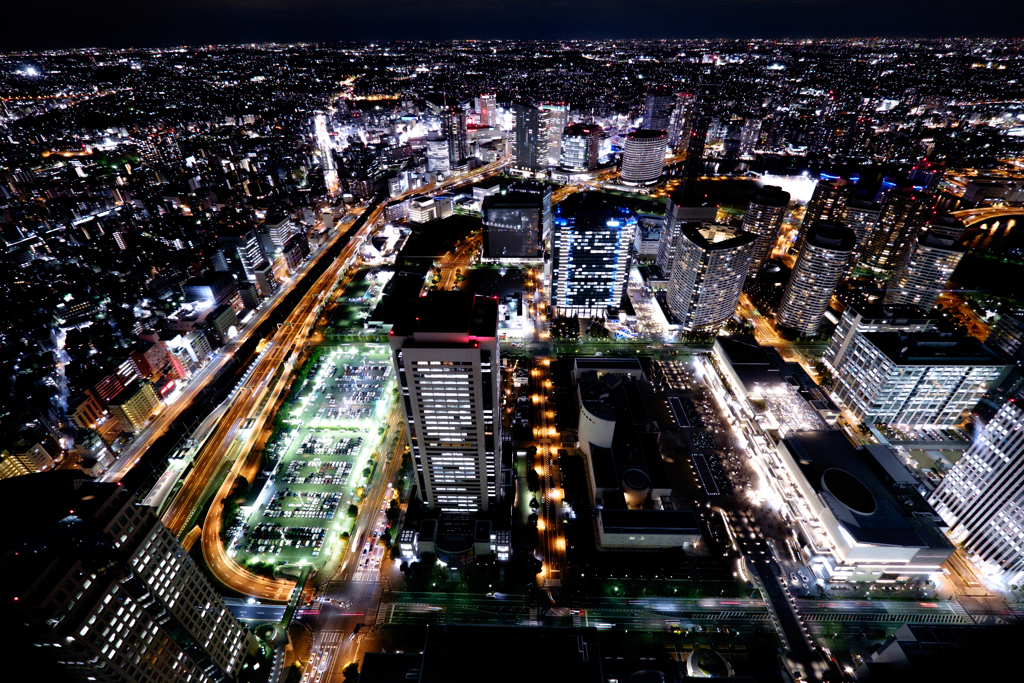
[776,431,954,581]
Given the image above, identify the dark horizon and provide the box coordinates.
[3,0,1023,52]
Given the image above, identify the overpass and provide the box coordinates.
[952,206,1024,227]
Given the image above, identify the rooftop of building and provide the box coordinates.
[391,291,499,339]
[750,185,791,208]
[481,190,542,211]
[805,221,856,251]
[627,129,667,140]
[563,122,602,137]
[782,431,952,551]
[576,371,670,494]
[917,230,965,252]
[599,509,700,534]
[680,221,757,250]
[0,470,119,554]
[863,331,1006,366]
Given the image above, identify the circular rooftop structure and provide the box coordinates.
[821,468,876,515]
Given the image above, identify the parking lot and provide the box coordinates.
[228,343,396,570]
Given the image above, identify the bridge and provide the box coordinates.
[952,206,1024,227]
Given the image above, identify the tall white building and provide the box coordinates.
[539,103,568,166]
[776,221,855,336]
[742,185,791,274]
[831,330,1007,427]
[666,222,756,331]
[390,293,501,511]
[551,193,636,317]
[929,401,1024,585]
[620,130,668,187]
[0,472,254,683]
[883,230,965,311]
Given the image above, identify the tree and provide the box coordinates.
[342,662,359,683]
[526,468,540,492]
[385,500,401,523]
[378,527,393,548]
[347,504,359,518]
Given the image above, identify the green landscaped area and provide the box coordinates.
[226,343,397,575]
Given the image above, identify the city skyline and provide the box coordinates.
[3,2,1024,51]
[4,34,1024,683]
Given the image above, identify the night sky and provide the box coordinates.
[3,0,1024,51]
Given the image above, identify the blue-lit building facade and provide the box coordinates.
[551,193,636,318]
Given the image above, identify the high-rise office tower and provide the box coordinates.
[883,230,966,311]
[441,107,469,165]
[776,221,856,336]
[656,190,718,275]
[823,304,935,371]
[482,190,542,262]
[841,198,881,271]
[539,103,568,166]
[667,222,756,331]
[620,130,668,187]
[795,178,848,253]
[929,401,1024,584]
[742,185,791,274]
[678,77,716,202]
[641,85,675,130]
[476,93,497,127]
[863,188,926,273]
[0,471,254,683]
[560,123,602,171]
[511,102,552,175]
[390,293,501,511]
[426,130,451,174]
[551,193,636,317]
[831,330,1006,427]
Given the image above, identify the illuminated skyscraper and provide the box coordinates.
[742,185,791,274]
[476,93,497,127]
[390,293,501,511]
[441,107,468,165]
[0,471,254,683]
[511,102,552,175]
[551,193,636,317]
[795,178,848,253]
[777,221,855,336]
[641,85,675,130]
[560,123,602,172]
[667,222,756,331]
[883,230,965,311]
[863,188,926,273]
[539,103,568,166]
[678,77,716,202]
[620,129,667,187]
[929,401,1024,585]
